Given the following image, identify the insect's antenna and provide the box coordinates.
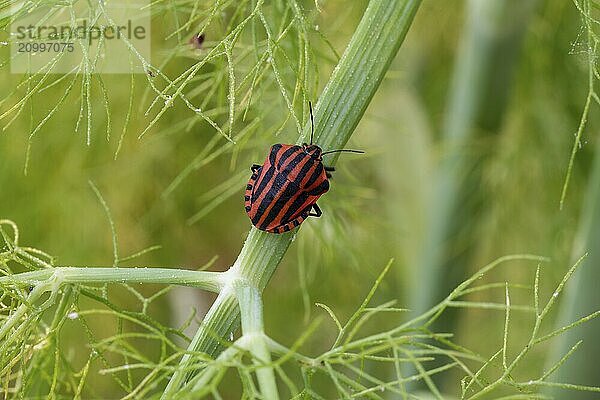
[309,101,315,145]
[321,149,365,156]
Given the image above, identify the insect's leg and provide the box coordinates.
[324,166,335,172]
[308,204,322,218]
[326,172,332,179]
[251,164,261,173]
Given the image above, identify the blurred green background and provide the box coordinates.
[1,0,599,398]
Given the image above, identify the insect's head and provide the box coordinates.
[304,101,364,159]
[302,143,323,158]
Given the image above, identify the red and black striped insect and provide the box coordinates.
[245,103,362,234]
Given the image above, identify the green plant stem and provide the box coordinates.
[464,254,588,400]
[0,267,222,293]
[546,109,600,398]
[163,0,422,396]
[165,290,240,396]
[0,281,48,341]
[187,285,278,398]
[187,341,243,394]
[236,284,279,400]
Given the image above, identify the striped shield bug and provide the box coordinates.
[244,103,363,234]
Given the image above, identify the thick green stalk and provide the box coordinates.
[163,0,422,396]
[546,132,600,399]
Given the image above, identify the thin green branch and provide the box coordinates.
[464,254,589,400]
[560,0,597,209]
[0,267,223,293]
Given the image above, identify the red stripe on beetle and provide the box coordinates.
[265,166,324,228]
[255,154,314,228]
